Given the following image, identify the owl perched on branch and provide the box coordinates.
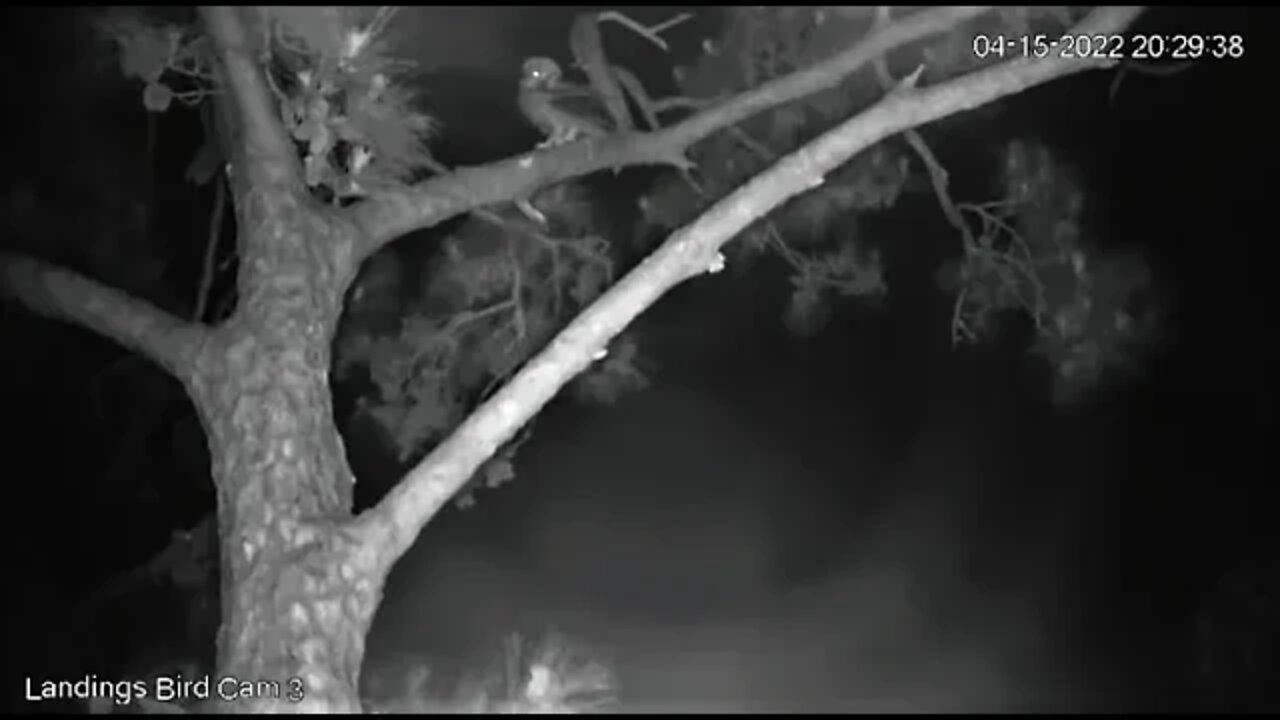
[518,57,618,147]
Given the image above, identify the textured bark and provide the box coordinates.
[0,7,1148,713]
[182,189,380,712]
[191,352,374,712]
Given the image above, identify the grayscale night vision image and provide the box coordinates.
[0,5,1270,714]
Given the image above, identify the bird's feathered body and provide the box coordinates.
[518,57,616,146]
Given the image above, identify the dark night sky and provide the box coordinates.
[1,5,1276,713]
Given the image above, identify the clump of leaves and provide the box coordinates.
[640,8,1110,343]
[101,7,436,203]
[262,6,436,201]
[936,138,1159,404]
[363,632,616,714]
[462,632,617,714]
[639,7,926,338]
[568,334,651,405]
[363,654,455,714]
[335,185,650,508]
[783,238,886,337]
[98,9,215,112]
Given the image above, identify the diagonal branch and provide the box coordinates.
[870,9,975,252]
[348,6,994,257]
[194,174,228,323]
[349,5,1147,575]
[0,252,208,382]
[669,6,992,144]
[199,6,302,192]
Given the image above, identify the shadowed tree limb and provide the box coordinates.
[193,175,228,323]
[570,12,635,133]
[348,6,995,256]
[0,252,209,382]
[570,10,696,133]
[350,5,1147,573]
[198,6,303,194]
[870,8,976,253]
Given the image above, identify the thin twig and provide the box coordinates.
[194,175,226,323]
[595,11,693,52]
[506,238,528,346]
[871,8,973,252]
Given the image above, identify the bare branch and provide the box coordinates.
[869,13,974,253]
[194,176,227,322]
[0,252,208,382]
[596,11,693,52]
[348,6,995,256]
[350,132,687,257]
[571,13,635,133]
[199,6,302,192]
[349,5,1147,573]
[670,6,991,142]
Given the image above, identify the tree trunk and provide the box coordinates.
[184,219,380,713]
[0,7,1145,712]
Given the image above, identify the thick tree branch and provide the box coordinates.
[350,132,687,257]
[0,252,208,382]
[199,6,302,192]
[348,6,993,256]
[350,5,1146,574]
[672,6,991,142]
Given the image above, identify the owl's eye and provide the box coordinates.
[525,59,560,81]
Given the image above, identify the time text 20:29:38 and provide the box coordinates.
[972,33,1244,62]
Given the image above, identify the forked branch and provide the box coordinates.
[349,6,996,254]
[351,6,1147,573]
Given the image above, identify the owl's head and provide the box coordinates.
[520,57,563,89]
